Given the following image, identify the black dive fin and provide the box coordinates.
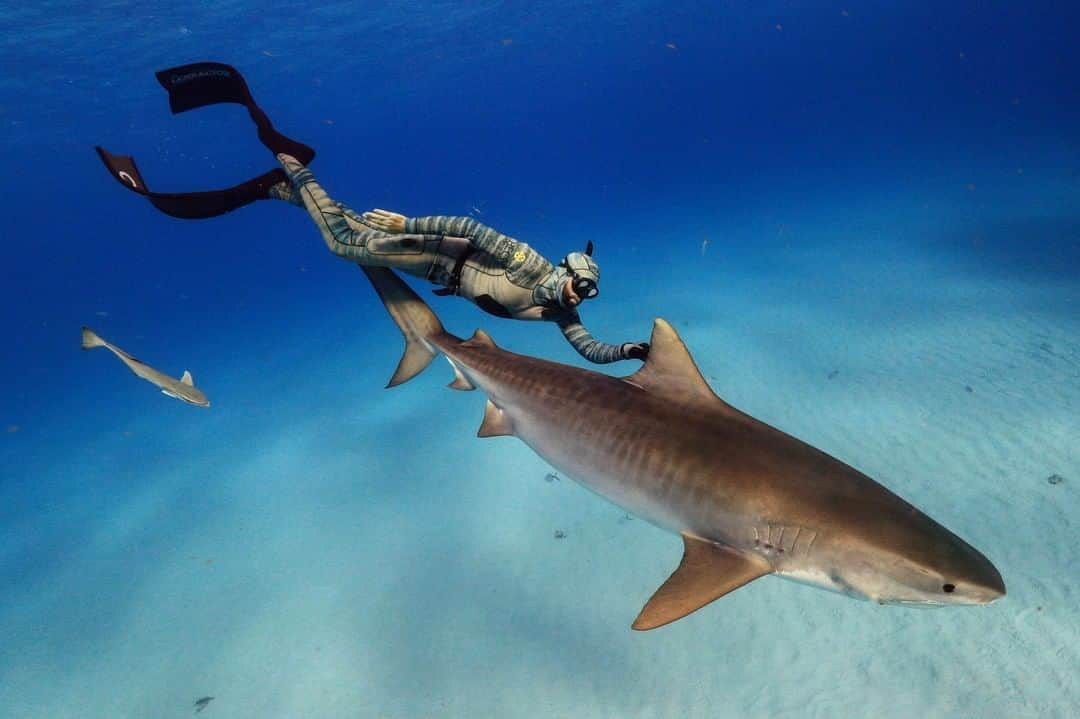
[96,62,315,219]
[155,62,253,113]
[95,146,286,219]
[155,62,314,164]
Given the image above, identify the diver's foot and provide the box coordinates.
[276,152,303,174]
[276,152,314,189]
[266,180,304,207]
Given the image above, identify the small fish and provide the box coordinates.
[194,696,214,713]
[81,327,210,407]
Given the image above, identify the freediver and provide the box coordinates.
[96,62,649,364]
[267,154,648,363]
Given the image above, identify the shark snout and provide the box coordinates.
[949,548,1006,605]
[972,562,1007,604]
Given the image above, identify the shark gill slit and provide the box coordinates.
[788,526,802,553]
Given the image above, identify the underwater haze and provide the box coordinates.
[1,1,1078,717]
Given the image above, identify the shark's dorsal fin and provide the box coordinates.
[465,328,497,349]
[632,534,771,630]
[477,399,514,437]
[180,370,194,386]
[624,319,722,407]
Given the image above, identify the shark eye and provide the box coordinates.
[942,583,956,593]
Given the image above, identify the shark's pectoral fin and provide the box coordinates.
[477,399,514,437]
[632,534,771,630]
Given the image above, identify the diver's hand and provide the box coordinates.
[622,342,650,361]
[363,208,406,232]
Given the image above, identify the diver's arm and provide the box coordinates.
[363,210,516,254]
[556,314,649,364]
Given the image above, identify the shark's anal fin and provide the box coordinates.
[447,359,476,391]
[477,399,514,437]
[632,534,771,631]
[180,370,194,386]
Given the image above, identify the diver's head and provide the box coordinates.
[559,241,599,308]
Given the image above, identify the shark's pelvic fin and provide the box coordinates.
[180,370,194,386]
[447,358,476,391]
[624,319,731,409]
[465,328,497,349]
[632,534,771,631]
[477,399,514,437]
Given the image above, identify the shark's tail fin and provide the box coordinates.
[81,326,106,350]
[360,266,455,388]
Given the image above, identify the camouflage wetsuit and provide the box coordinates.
[272,154,639,364]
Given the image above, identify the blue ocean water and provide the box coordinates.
[1,2,1077,717]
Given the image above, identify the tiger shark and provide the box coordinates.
[361,266,1005,630]
[81,326,210,407]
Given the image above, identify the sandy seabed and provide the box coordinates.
[1,200,1077,719]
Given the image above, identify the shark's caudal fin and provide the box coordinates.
[360,266,455,387]
[81,326,106,350]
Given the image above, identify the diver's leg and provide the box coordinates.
[275,154,449,285]
[267,181,370,229]
[276,153,389,262]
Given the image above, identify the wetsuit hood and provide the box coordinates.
[554,250,601,305]
[535,266,575,310]
[561,251,600,286]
